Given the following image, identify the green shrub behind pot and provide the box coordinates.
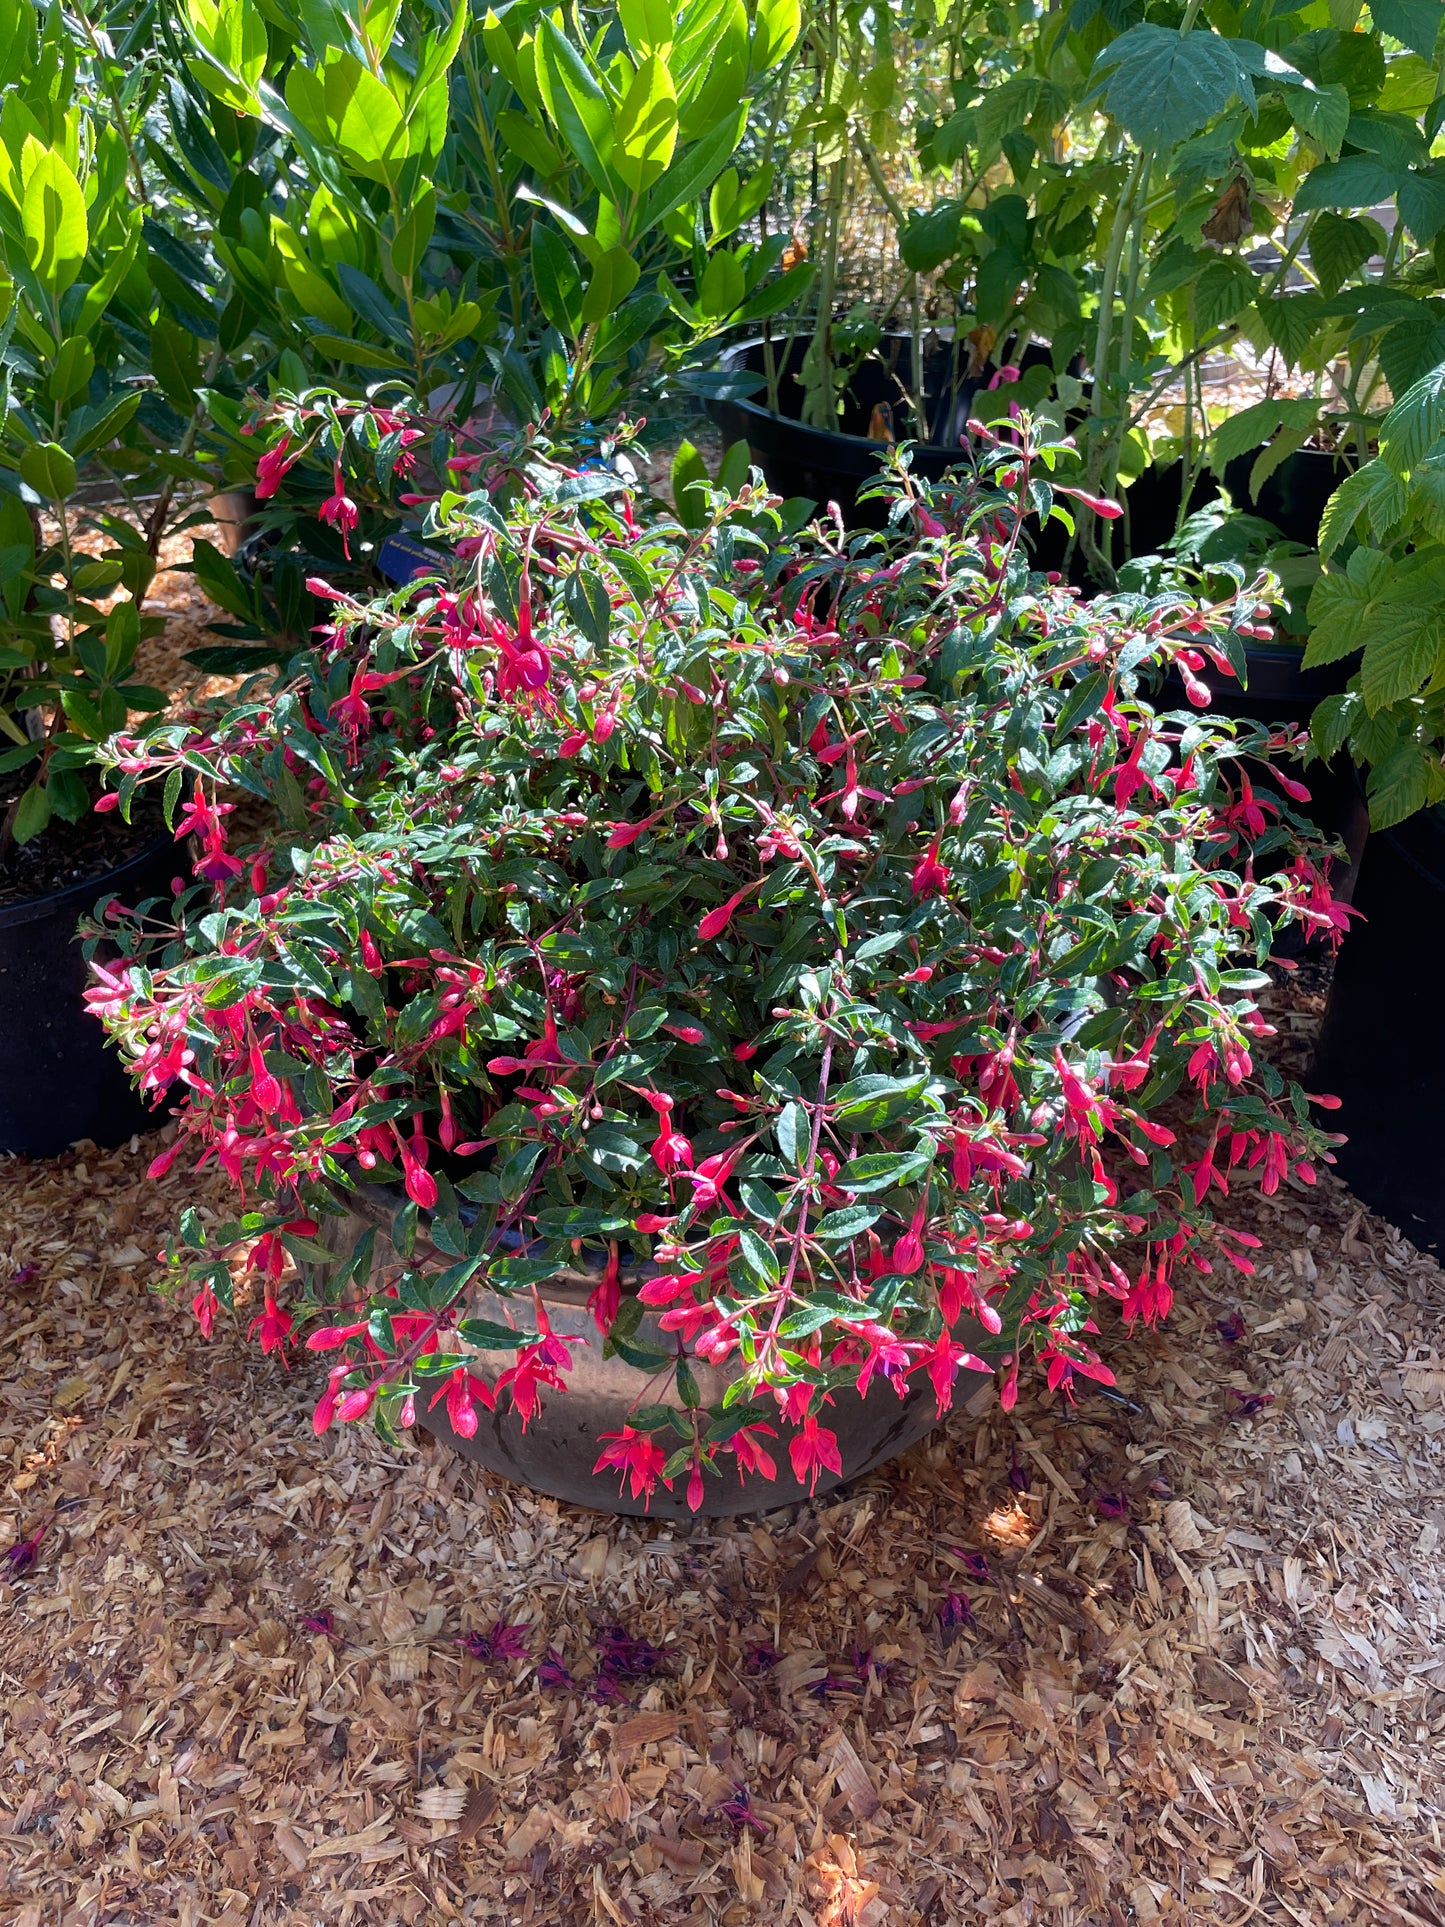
[91,410,1343,1508]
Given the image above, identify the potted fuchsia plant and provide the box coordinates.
[88,400,1344,1516]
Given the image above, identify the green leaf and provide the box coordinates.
[1307,211,1382,296]
[1397,164,1445,244]
[529,222,583,337]
[812,1204,881,1240]
[457,1316,538,1350]
[1192,257,1258,333]
[751,0,801,71]
[1366,741,1431,827]
[535,17,621,207]
[671,439,710,530]
[1378,311,1445,396]
[738,1176,785,1222]
[1304,548,1445,707]
[1281,77,1350,157]
[1380,359,1445,472]
[830,1072,930,1130]
[1212,396,1319,470]
[900,200,965,274]
[736,1226,779,1285]
[637,101,747,236]
[563,566,611,647]
[975,244,1027,329]
[618,0,675,56]
[1318,459,1405,554]
[697,248,745,319]
[1294,152,1402,214]
[1370,0,1442,57]
[835,1148,935,1194]
[18,441,76,502]
[22,147,88,296]
[1089,25,1255,148]
[1254,293,1326,368]
[10,780,50,844]
[612,52,678,194]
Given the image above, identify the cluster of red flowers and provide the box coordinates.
[90,406,1345,1509]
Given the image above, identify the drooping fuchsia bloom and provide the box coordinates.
[788,1414,843,1496]
[318,464,359,557]
[429,1364,496,1440]
[593,1425,670,1504]
[910,834,950,899]
[697,881,760,941]
[254,433,296,500]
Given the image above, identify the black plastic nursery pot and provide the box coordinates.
[0,834,175,1157]
[316,1182,996,1519]
[1222,447,1354,549]
[705,332,1037,529]
[1311,806,1445,1255]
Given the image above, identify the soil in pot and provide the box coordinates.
[0,774,169,909]
[1311,806,1445,1255]
[705,332,1071,530]
[313,1183,996,1519]
[0,792,176,1156]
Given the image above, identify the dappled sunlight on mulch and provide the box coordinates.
[4,1111,1445,1924]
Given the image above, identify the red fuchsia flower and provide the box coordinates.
[399,1116,437,1209]
[459,1620,529,1662]
[1056,486,1123,519]
[917,1329,991,1415]
[430,1365,496,1440]
[255,433,296,500]
[910,834,950,900]
[841,1319,914,1397]
[644,1091,693,1176]
[684,1149,739,1212]
[3,1523,47,1576]
[318,464,360,557]
[191,1280,219,1337]
[594,1425,669,1504]
[729,1423,778,1484]
[249,1293,294,1356]
[697,883,760,942]
[788,1415,843,1496]
[1122,1253,1174,1326]
[588,1246,622,1336]
[891,1193,929,1273]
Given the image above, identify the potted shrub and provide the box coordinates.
[91,405,1341,1516]
[0,6,218,1154]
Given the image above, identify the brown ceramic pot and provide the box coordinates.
[318,1183,995,1519]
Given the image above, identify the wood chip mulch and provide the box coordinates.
[4,1104,1445,1926]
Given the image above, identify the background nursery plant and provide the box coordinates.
[90,414,1344,1509]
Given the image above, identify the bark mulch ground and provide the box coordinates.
[4,1071,1445,1925]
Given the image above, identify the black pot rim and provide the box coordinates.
[713,335,987,463]
[0,829,176,934]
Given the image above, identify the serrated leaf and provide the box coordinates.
[1366,741,1431,827]
[1089,25,1255,147]
[1318,458,1405,555]
[1254,293,1325,368]
[1308,210,1383,295]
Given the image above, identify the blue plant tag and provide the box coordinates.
[376,533,447,584]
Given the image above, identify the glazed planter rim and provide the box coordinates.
[316,1176,998,1517]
